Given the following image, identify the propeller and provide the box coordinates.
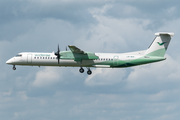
[55,44,60,64]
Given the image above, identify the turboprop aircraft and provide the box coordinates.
[6,32,174,75]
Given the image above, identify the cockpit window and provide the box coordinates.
[15,54,22,57]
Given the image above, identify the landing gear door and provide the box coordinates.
[27,54,32,64]
[113,55,119,66]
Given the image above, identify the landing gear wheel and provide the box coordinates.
[87,70,92,75]
[13,65,16,70]
[79,68,84,73]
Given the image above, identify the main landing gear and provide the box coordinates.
[78,60,92,75]
[79,67,92,75]
[13,65,16,70]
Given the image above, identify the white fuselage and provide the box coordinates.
[6,51,146,68]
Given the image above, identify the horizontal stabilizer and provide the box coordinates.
[155,32,174,36]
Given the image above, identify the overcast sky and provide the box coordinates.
[1,0,180,120]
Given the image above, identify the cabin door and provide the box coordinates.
[27,54,32,64]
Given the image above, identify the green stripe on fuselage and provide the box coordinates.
[112,56,166,67]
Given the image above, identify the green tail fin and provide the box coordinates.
[145,32,174,57]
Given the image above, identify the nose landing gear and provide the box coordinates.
[13,65,16,70]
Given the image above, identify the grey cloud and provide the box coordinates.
[106,0,180,18]
[105,0,180,30]
[0,0,106,41]
[0,0,106,24]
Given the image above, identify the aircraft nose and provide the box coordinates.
[6,58,14,65]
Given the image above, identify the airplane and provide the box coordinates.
[6,32,174,75]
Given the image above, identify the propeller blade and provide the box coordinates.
[55,44,60,64]
[58,44,60,53]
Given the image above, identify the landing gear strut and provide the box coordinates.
[13,65,16,70]
[79,60,84,73]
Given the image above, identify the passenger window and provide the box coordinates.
[34,57,36,59]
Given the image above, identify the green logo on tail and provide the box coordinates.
[157,42,166,46]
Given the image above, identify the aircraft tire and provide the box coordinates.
[87,70,92,75]
[13,66,16,70]
[79,68,84,73]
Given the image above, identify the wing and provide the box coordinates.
[68,45,86,54]
[66,45,99,61]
